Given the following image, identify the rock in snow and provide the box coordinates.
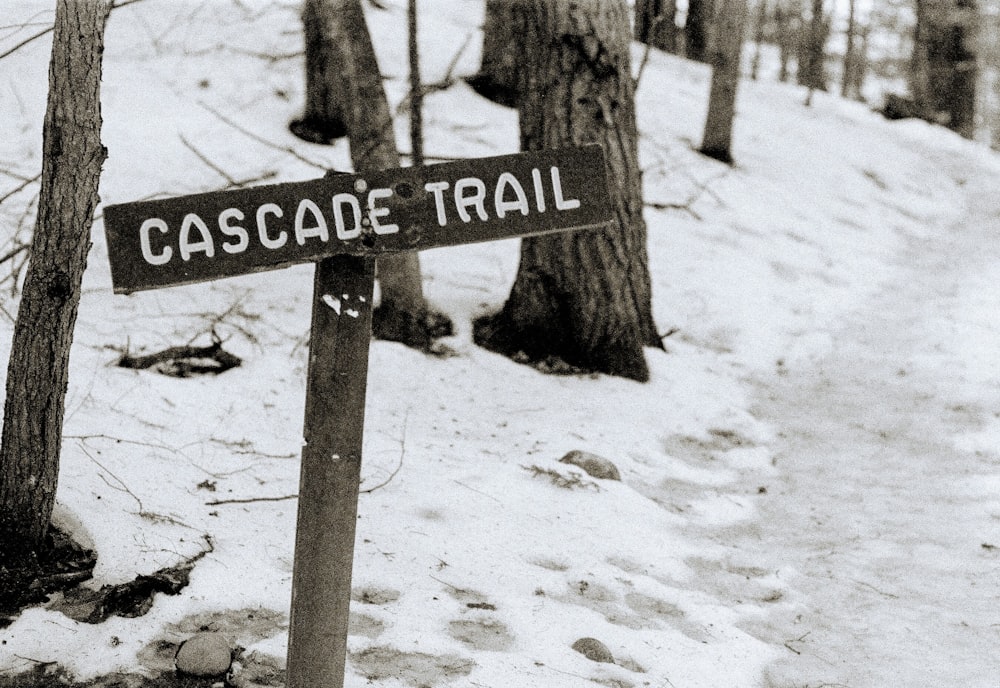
[175,632,232,677]
[559,450,621,481]
[571,636,615,663]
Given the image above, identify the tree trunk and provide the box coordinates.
[290,0,348,144]
[841,0,858,98]
[686,0,714,61]
[701,0,749,163]
[912,0,978,138]
[475,0,662,382]
[775,0,796,82]
[298,0,448,347]
[408,0,423,167]
[635,0,678,53]
[469,0,524,107]
[801,0,828,93]
[750,0,768,80]
[0,0,112,554]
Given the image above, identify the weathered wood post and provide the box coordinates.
[103,145,612,688]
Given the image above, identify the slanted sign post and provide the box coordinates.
[103,145,613,688]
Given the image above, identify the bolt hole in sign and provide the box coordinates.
[103,145,613,294]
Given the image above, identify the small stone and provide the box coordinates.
[559,450,621,481]
[175,632,232,677]
[572,636,615,664]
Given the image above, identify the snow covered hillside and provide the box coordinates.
[1,1,999,686]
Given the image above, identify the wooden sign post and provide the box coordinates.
[103,145,613,688]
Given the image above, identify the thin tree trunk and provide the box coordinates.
[775,0,796,82]
[701,0,749,163]
[802,0,827,93]
[750,0,768,80]
[841,0,857,98]
[475,0,661,382]
[0,0,112,553]
[635,0,678,53]
[408,0,423,167]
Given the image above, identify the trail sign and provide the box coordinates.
[103,144,613,688]
[104,145,611,294]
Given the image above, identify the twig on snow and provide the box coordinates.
[205,494,297,506]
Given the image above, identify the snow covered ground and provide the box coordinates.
[1,1,999,686]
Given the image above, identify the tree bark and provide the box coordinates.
[469,0,524,107]
[701,0,749,163]
[475,0,661,382]
[0,0,112,553]
[635,0,678,53]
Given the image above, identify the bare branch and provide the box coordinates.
[206,494,297,506]
[197,100,327,170]
[0,0,148,60]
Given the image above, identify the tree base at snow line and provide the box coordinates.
[698,145,734,165]
[289,116,348,145]
[465,74,519,108]
[472,310,650,382]
[0,526,96,628]
[372,301,454,352]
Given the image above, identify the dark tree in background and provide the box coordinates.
[475,0,662,382]
[686,0,715,61]
[750,0,768,80]
[635,0,678,54]
[468,0,524,107]
[292,0,450,348]
[701,0,749,163]
[0,0,112,553]
[801,0,829,99]
[290,0,347,144]
[774,0,798,82]
[911,0,978,137]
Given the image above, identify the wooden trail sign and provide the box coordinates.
[104,145,611,293]
[103,144,613,688]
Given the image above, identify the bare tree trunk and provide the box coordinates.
[469,0,523,107]
[686,0,715,61]
[298,0,449,347]
[475,0,662,382]
[701,0,749,163]
[750,0,768,80]
[912,0,978,137]
[775,0,797,82]
[0,0,112,554]
[290,0,348,144]
[408,0,423,167]
[841,0,858,97]
[635,0,678,53]
[801,0,828,94]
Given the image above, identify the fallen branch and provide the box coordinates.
[206,494,297,506]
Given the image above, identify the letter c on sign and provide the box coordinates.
[139,218,172,266]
